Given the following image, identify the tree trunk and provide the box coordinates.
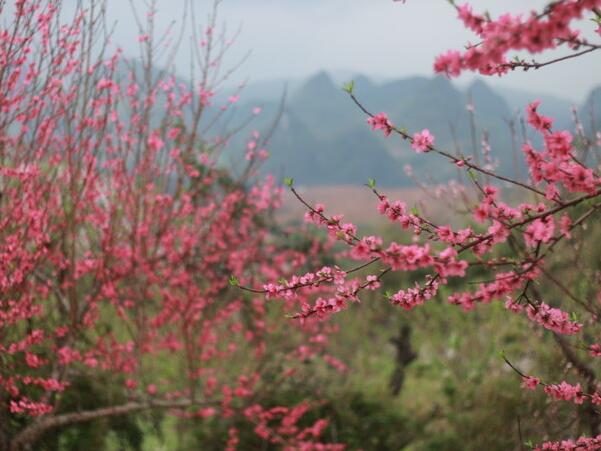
[389,323,417,397]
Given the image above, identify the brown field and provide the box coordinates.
[278,184,467,226]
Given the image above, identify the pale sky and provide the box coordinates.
[81,0,601,102]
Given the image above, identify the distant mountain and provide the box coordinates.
[582,86,601,132]
[220,72,599,187]
[68,59,599,188]
[235,78,302,104]
[290,71,365,140]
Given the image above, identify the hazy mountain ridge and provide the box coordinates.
[221,72,600,187]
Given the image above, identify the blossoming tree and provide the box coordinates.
[245,1,601,449]
[0,1,344,450]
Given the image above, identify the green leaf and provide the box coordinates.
[570,311,580,323]
[367,178,376,189]
[229,275,239,287]
[449,333,460,349]
[284,177,294,187]
[342,80,355,94]
[411,206,419,216]
[498,349,506,360]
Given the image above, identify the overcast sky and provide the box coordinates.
[99,0,601,102]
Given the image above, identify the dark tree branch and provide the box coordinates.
[10,398,217,451]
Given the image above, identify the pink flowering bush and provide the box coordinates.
[0,1,344,449]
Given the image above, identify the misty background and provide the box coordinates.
[49,0,601,189]
[87,0,601,101]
